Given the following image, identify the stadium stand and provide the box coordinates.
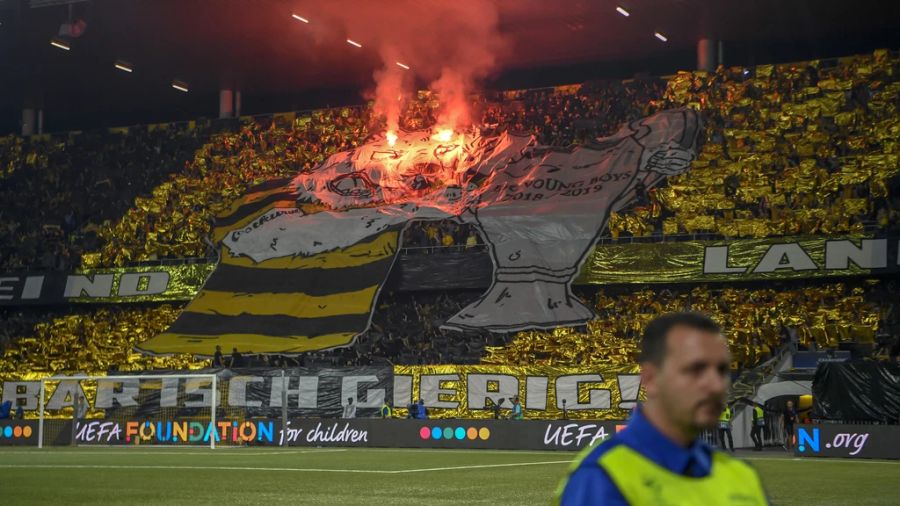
[0,50,898,380]
[0,124,210,271]
[1,278,896,377]
[484,280,893,369]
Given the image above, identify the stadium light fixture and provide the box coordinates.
[616,6,630,17]
[50,38,71,51]
[291,13,309,23]
[395,61,410,70]
[171,80,189,93]
[346,39,362,48]
[654,32,668,42]
[114,61,133,73]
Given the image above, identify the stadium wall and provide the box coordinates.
[0,418,624,451]
[794,423,900,460]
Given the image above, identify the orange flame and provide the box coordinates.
[432,128,453,142]
[386,130,398,147]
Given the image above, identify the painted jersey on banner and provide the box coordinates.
[138,109,701,354]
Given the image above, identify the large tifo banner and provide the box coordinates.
[795,424,900,460]
[0,365,640,420]
[137,109,702,354]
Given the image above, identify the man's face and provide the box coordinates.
[643,325,731,434]
[787,401,794,409]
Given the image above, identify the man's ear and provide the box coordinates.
[640,362,659,399]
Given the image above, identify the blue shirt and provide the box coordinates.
[559,407,714,505]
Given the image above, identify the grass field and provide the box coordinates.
[1,447,898,505]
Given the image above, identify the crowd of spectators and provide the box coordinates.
[0,77,667,269]
[302,290,499,367]
[0,308,54,353]
[483,279,896,369]
[611,50,900,238]
[402,221,484,252]
[1,50,899,379]
[0,124,208,271]
[1,277,895,378]
[1,51,897,270]
[0,303,200,377]
[88,109,370,267]
[0,290,495,375]
[481,78,666,145]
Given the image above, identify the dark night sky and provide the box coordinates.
[0,0,897,134]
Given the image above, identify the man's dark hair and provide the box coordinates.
[639,312,722,365]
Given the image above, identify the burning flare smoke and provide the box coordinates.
[315,1,508,142]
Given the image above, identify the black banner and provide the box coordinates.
[0,420,74,446]
[278,419,625,450]
[812,362,900,423]
[391,251,492,290]
[66,418,624,450]
[0,420,39,446]
[795,423,900,460]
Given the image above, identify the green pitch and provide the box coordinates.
[0,447,898,505]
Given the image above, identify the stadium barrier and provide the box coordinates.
[0,419,625,451]
[795,424,900,460]
[0,420,42,446]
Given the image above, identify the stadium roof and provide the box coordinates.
[0,0,897,133]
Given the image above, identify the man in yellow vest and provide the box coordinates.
[555,312,769,505]
[718,405,735,452]
[750,403,766,451]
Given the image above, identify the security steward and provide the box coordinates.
[718,404,735,452]
[555,312,769,505]
[750,403,766,451]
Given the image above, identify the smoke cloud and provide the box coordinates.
[309,0,509,132]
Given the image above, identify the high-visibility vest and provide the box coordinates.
[753,406,766,426]
[380,404,392,418]
[598,445,768,505]
[718,407,732,429]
